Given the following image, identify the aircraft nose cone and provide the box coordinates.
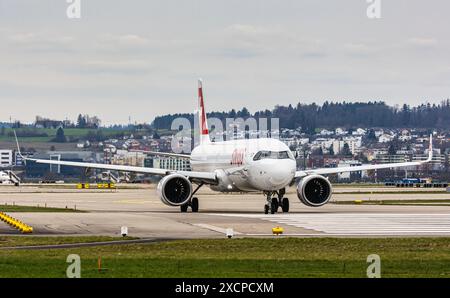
[268,166,294,186]
[250,159,296,191]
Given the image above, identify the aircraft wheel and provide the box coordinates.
[264,205,269,214]
[282,198,290,213]
[191,197,199,212]
[271,197,279,212]
[180,204,188,213]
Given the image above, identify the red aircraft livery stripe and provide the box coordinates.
[198,82,209,135]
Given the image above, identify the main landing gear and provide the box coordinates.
[180,197,199,212]
[264,188,289,214]
[180,183,203,213]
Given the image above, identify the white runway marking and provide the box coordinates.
[211,213,450,236]
[193,224,242,235]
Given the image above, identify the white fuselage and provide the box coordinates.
[190,138,296,192]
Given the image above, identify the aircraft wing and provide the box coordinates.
[129,149,190,159]
[25,157,217,183]
[295,134,434,178]
[13,131,216,184]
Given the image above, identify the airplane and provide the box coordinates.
[14,80,434,214]
[0,170,20,186]
[0,171,11,183]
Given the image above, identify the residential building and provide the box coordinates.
[378,134,394,143]
[111,150,146,167]
[375,154,410,164]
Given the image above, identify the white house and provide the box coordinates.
[335,128,347,136]
[353,128,367,135]
[332,140,356,155]
[320,129,334,136]
[399,134,412,141]
[374,129,384,137]
[378,134,393,143]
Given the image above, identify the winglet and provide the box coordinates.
[427,134,433,162]
[13,130,25,160]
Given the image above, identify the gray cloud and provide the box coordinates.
[0,0,449,125]
[408,37,438,48]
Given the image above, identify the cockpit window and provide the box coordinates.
[253,150,294,161]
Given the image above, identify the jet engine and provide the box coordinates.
[297,175,332,207]
[157,174,192,206]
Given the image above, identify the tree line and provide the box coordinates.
[151,100,450,133]
[31,114,101,129]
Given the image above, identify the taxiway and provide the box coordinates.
[0,185,449,238]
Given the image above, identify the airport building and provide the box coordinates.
[153,157,191,171]
[0,150,13,167]
[337,160,366,181]
[110,150,146,167]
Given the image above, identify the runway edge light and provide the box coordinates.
[226,228,234,238]
[121,226,128,237]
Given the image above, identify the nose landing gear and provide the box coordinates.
[264,189,289,214]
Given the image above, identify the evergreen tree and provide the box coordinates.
[54,127,66,143]
[388,143,397,155]
[77,114,86,128]
[341,143,351,156]
[367,129,377,141]
[328,145,334,156]
[150,100,450,131]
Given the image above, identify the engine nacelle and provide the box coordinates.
[157,174,192,206]
[209,169,236,192]
[297,175,332,207]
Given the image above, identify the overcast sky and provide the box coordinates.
[0,0,449,125]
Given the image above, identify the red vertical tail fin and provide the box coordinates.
[198,79,210,144]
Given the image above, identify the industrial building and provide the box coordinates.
[0,150,13,167]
